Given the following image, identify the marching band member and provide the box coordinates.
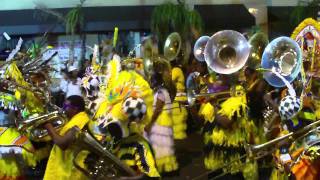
[171,61,188,140]
[0,94,36,179]
[145,59,179,175]
[43,95,90,180]
[200,73,258,179]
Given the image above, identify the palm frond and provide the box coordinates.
[34,2,65,23]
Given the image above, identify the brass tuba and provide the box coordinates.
[73,130,139,179]
[247,32,269,69]
[16,110,68,142]
[4,78,67,142]
[194,36,210,62]
[204,30,250,74]
[163,32,182,61]
[141,38,155,79]
[261,36,302,87]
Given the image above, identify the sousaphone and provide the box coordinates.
[204,30,250,74]
[248,32,269,69]
[261,37,302,87]
[194,36,210,62]
[141,38,155,79]
[164,32,182,61]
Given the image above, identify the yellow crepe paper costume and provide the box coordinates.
[91,60,156,176]
[171,67,188,140]
[43,111,90,180]
[0,90,49,179]
[200,85,257,179]
[0,127,38,179]
[148,88,178,173]
[116,133,160,177]
[94,60,153,134]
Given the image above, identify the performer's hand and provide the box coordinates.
[44,122,54,130]
[0,81,8,91]
[144,124,152,135]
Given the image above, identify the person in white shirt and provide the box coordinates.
[62,66,83,98]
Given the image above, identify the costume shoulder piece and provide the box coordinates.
[218,85,247,120]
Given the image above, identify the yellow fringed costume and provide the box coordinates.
[0,89,49,179]
[0,127,37,179]
[92,60,157,177]
[200,85,257,179]
[43,112,90,180]
[94,59,154,135]
[171,67,188,140]
[116,133,160,177]
[148,88,178,173]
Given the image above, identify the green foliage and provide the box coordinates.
[250,25,262,34]
[151,2,203,46]
[27,43,41,59]
[188,10,203,34]
[290,0,320,27]
[66,5,84,35]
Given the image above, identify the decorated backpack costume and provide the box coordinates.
[89,59,159,177]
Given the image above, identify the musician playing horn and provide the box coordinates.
[43,95,90,180]
[200,73,258,179]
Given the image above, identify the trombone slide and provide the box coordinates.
[248,119,320,155]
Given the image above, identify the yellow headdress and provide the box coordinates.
[94,60,154,134]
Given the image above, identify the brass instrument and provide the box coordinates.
[73,130,138,179]
[4,79,65,141]
[141,38,155,79]
[204,30,250,74]
[247,119,320,158]
[187,90,230,106]
[16,111,68,141]
[261,36,302,87]
[247,32,269,69]
[194,36,210,62]
[16,110,68,141]
[163,32,182,61]
[194,119,320,180]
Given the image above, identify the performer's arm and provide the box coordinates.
[44,123,78,150]
[145,99,165,133]
[214,106,233,129]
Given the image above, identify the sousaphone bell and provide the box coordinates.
[194,36,210,62]
[164,32,182,61]
[141,38,155,79]
[248,32,269,69]
[261,37,302,87]
[204,30,250,74]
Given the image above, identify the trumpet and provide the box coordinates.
[73,130,138,179]
[16,110,68,141]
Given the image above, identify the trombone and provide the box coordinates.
[187,90,230,106]
[156,90,230,111]
[193,119,320,180]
